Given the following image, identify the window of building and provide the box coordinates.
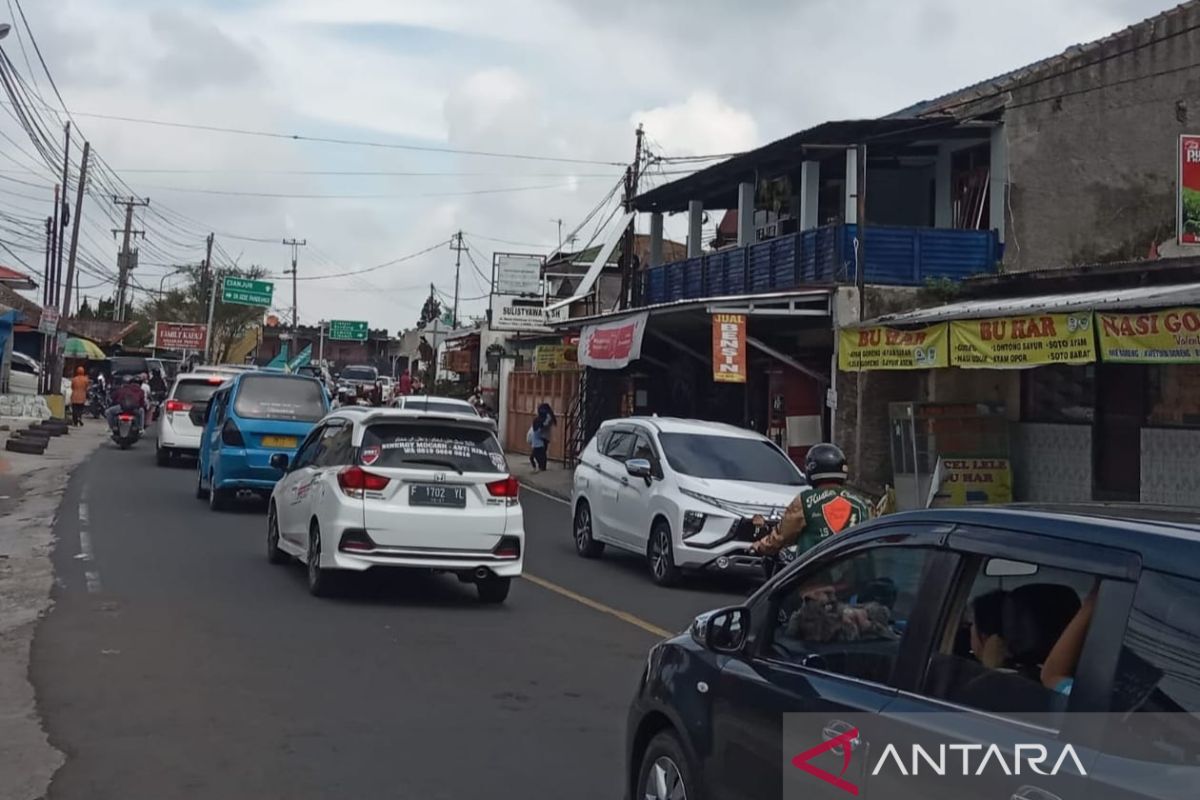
[1145,365,1200,428]
[1021,365,1095,424]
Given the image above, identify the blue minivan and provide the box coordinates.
[196,372,329,510]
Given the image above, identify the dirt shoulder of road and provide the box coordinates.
[0,421,106,800]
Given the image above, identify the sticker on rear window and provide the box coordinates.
[360,444,381,466]
[489,452,506,470]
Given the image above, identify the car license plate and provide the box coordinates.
[410,484,466,508]
[261,435,297,449]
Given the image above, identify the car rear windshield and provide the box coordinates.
[109,357,146,375]
[403,399,475,415]
[173,380,223,404]
[658,433,804,485]
[341,367,377,381]
[233,376,326,422]
[361,423,506,473]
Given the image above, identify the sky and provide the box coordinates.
[0,0,1175,334]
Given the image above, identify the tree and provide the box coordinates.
[132,265,270,361]
[417,293,442,329]
[77,297,115,320]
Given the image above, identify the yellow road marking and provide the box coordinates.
[522,573,674,639]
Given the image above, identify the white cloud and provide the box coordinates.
[633,92,759,158]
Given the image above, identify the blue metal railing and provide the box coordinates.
[639,223,1001,306]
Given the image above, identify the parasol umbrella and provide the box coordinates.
[62,337,105,360]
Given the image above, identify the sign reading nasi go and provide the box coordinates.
[951,313,1095,368]
[1098,307,1200,363]
[838,324,948,372]
[711,313,747,383]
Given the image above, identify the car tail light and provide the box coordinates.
[221,419,244,447]
[165,399,191,414]
[486,476,520,498]
[338,529,376,552]
[493,535,521,559]
[337,466,391,497]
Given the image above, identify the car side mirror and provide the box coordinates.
[691,606,750,654]
[270,453,290,471]
[626,458,653,483]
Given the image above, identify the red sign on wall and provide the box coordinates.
[711,313,747,383]
[1179,135,1200,245]
[154,321,208,351]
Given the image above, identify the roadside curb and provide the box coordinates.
[0,421,106,800]
[510,462,573,503]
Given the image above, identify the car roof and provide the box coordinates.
[843,506,1200,577]
[603,415,769,439]
[173,372,231,385]
[324,407,493,429]
[401,395,471,405]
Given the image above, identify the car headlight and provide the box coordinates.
[683,510,707,538]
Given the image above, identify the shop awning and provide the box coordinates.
[862,282,1200,326]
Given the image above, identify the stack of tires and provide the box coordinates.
[4,418,69,455]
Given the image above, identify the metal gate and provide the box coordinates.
[505,370,579,463]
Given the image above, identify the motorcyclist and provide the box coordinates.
[750,443,872,563]
[148,368,168,396]
[105,375,147,433]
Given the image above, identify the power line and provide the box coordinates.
[131,180,603,200]
[266,239,451,282]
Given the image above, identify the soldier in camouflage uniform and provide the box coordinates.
[750,443,871,563]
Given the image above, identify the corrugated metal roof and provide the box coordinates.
[549,288,832,328]
[862,282,1200,326]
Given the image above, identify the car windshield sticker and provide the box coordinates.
[380,436,491,461]
[360,444,381,466]
[489,452,506,470]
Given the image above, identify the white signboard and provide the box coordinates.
[491,294,552,332]
[494,253,543,296]
[38,306,59,335]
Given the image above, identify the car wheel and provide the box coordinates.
[476,575,511,604]
[267,504,288,565]
[307,522,335,597]
[155,445,170,467]
[638,731,695,800]
[648,521,682,587]
[195,466,209,500]
[573,500,604,558]
[208,474,229,511]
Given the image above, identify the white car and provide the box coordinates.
[394,395,495,431]
[266,406,523,603]
[571,417,807,586]
[377,375,394,404]
[8,352,71,396]
[153,372,232,464]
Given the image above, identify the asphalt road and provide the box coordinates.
[31,443,752,799]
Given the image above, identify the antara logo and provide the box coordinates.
[791,730,1087,796]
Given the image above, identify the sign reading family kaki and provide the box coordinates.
[838,323,949,371]
[711,313,747,383]
[153,321,207,351]
[951,313,1095,368]
[1179,135,1200,245]
[1098,307,1200,363]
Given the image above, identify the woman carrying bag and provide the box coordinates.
[527,403,557,472]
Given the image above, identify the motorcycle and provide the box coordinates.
[110,411,143,450]
[86,384,108,420]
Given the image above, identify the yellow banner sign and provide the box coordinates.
[838,324,949,372]
[951,313,1095,368]
[929,458,1013,507]
[1097,307,1200,363]
[534,344,578,373]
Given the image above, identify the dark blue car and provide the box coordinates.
[627,506,1200,800]
[196,372,329,510]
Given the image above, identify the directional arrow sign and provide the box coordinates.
[222,276,274,307]
[328,319,368,341]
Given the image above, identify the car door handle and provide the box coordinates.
[620,476,629,486]
[1011,787,1062,800]
[821,720,861,751]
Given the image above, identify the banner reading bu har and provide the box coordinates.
[838,323,949,371]
[951,312,1095,369]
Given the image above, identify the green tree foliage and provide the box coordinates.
[417,294,442,329]
[131,265,270,361]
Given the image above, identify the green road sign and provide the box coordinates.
[328,319,368,341]
[222,276,274,307]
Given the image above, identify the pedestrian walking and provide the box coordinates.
[528,403,556,472]
[69,366,89,426]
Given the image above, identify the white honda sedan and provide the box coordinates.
[154,371,233,465]
[266,407,523,603]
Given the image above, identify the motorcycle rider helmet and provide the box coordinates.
[804,443,848,484]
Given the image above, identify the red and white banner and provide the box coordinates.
[578,312,648,370]
[1179,135,1200,245]
[154,321,208,351]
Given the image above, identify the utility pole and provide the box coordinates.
[111,195,149,321]
[619,123,645,309]
[54,123,70,308]
[450,231,466,328]
[41,215,52,394]
[201,232,214,317]
[281,238,306,333]
[60,142,89,325]
[551,218,563,251]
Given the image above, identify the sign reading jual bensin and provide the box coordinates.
[782,712,1198,799]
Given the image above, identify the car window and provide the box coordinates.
[9,359,35,374]
[211,391,229,426]
[658,433,804,485]
[631,432,656,462]
[314,424,353,467]
[592,429,612,454]
[361,423,506,473]
[402,399,473,415]
[922,556,1101,723]
[1105,571,1200,764]
[292,426,324,469]
[764,547,935,685]
[172,380,223,405]
[233,376,326,422]
[603,430,635,462]
[341,367,377,381]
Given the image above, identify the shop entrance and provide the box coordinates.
[1092,364,1144,502]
